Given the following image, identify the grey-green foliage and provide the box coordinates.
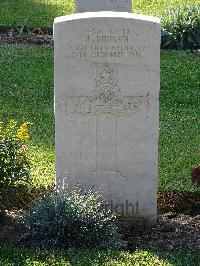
[161,5,200,50]
[22,188,126,250]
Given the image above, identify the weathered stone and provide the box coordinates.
[76,0,132,13]
[54,12,160,222]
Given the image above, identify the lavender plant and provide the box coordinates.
[22,188,126,250]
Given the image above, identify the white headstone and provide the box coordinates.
[76,0,132,13]
[54,12,160,223]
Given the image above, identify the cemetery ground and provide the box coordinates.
[0,1,200,265]
[0,43,199,266]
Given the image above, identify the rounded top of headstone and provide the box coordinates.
[54,12,160,24]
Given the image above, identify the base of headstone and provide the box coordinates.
[117,215,157,225]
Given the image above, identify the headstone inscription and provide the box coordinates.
[54,4,160,223]
[76,0,132,12]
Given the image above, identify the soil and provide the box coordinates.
[0,192,199,251]
[124,213,200,251]
[157,192,200,216]
[0,32,53,45]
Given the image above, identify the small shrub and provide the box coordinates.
[22,188,126,250]
[0,119,31,190]
[161,5,200,50]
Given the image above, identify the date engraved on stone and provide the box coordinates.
[68,27,146,58]
[66,63,149,114]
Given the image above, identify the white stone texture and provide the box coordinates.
[54,12,160,222]
[76,0,132,13]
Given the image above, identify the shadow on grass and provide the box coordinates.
[0,245,199,266]
[0,0,75,29]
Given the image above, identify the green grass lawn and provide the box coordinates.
[0,246,199,266]
[0,0,199,28]
[0,44,199,192]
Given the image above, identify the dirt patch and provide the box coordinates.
[158,192,200,216]
[0,211,25,246]
[0,210,199,251]
[0,33,53,45]
[0,26,52,35]
[0,190,199,251]
[124,213,200,251]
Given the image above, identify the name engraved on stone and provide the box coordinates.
[68,27,146,59]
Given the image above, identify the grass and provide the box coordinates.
[0,44,54,187]
[0,0,75,29]
[0,246,200,266]
[0,44,199,192]
[0,0,199,28]
[133,0,200,18]
[159,51,200,191]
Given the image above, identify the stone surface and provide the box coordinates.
[76,0,132,12]
[54,12,160,222]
